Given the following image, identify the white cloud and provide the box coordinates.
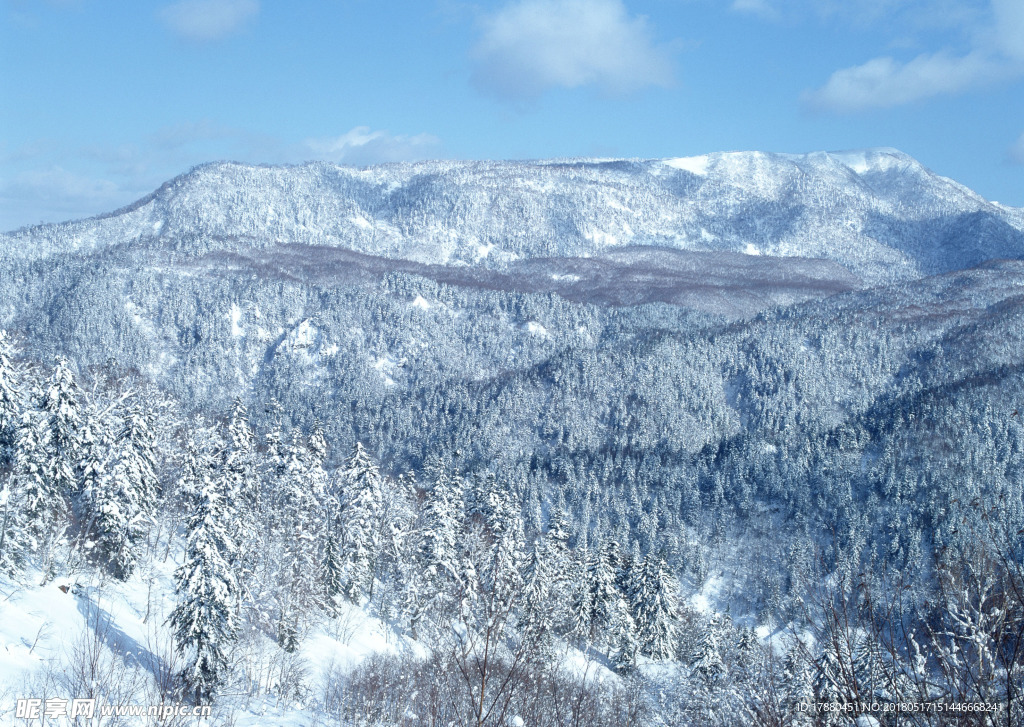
[304,127,443,166]
[0,123,442,229]
[7,167,119,203]
[159,0,259,42]
[0,167,132,230]
[470,0,675,99]
[730,0,777,19]
[1010,132,1024,164]
[992,0,1024,60]
[804,51,1007,112]
[805,0,1024,113]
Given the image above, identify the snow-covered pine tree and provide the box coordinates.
[0,475,27,575]
[577,539,638,669]
[224,398,261,587]
[275,431,323,646]
[783,645,815,727]
[482,477,525,603]
[812,642,848,727]
[546,493,571,559]
[0,331,21,461]
[566,546,595,643]
[89,403,158,580]
[416,460,465,588]
[374,470,416,619]
[322,526,344,614]
[0,409,44,574]
[40,357,82,501]
[337,441,384,603]
[522,537,555,636]
[8,405,57,565]
[629,554,679,661]
[690,615,726,686]
[403,459,465,636]
[589,540,623,637]
[170,436,239,703]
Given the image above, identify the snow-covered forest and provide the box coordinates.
[0,152,1023,725]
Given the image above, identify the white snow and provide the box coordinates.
[230,304,244,337]
[526,321,548,337]
[584,229,619,246]
[744,243,761,256]
[475,242,495,260]
[411,295,431,310]
[550,273,581,282]
[664,155,710,176]
[0,557,416,727]
[288,320,315,349]
[350,215,372,229]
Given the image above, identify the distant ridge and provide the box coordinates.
[3,149,1023,285]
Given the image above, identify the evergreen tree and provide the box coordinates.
[416,461,465,586]
[88,404,158,580]
[40,357,81,501]
[629,554,679,661]
[224,398,261,587]
[522,537,555,634]
[337,441,384,603]
[0,331,21,461]
[170,439,239,702]
[10,407,57,559]
[404,460,465,635]
[275,431,323,644]
[783,646,815,727]
[566,546,595,642]
[482,477,525,603]
[691,616,726,686]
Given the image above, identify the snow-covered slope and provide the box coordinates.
[3,149,1022,285]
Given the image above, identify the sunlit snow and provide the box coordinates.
[664,155,710,176]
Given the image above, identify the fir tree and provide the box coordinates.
[224,398,261,588]
[629,554,679,661]
[10,407,57,558]
[275,431,322,641]
[0,331,21,461]
[88,404,158,580]
[417,461,465,586]
[170,440,239,703]
[691,616,726,686]
[40,357,81,501]
[783,646,815,727]
[337,441,384,603]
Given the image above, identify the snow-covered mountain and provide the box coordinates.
[4,149,1022,285]
[2,150,1024,725]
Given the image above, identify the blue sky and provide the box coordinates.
[1,0,1022,230]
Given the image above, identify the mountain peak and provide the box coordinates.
[3,149,1022,286]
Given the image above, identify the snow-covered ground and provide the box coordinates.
[0,551,411,725]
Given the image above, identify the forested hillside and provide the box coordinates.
[0,152,1022,725]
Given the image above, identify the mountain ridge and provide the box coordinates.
[4,148,1022,287]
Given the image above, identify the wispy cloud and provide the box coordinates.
[804,51,1008,112]
[730,0,778,20]
[1010,132,1024,164]
[304,127,442,166]
[804,0,1024,113]
[159,0,259,42]
[991,0,1024,60]
[470,0,675,100]
[0,123,444,230]
[0,167,130,229]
